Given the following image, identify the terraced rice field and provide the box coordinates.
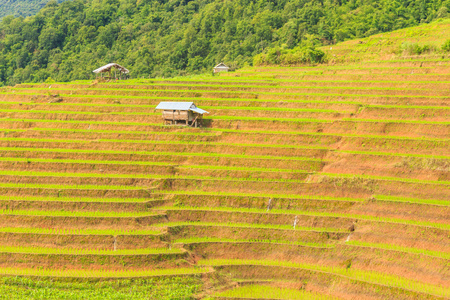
[0,57,449,299]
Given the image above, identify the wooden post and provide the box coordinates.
[191,115,199,127]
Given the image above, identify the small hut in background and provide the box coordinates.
[155,102,208,127]
[213,62,229,73]
[93,63,129,80]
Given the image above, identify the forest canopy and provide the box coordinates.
[1,0,450,85]
[0,0,63,20]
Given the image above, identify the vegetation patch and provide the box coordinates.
[0,276,202,299]
[214,284,334,299]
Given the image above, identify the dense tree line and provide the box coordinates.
[0,0,60,20]
[0,0,449,85]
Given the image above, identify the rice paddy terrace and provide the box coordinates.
[0,57,449,297]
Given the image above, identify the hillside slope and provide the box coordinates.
[0,22,448,299]
[1,0,450,85]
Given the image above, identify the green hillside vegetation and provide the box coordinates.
[0,0,63,20]
[1,0,450,85]
[0,19,448,298]
[256,18,450,65]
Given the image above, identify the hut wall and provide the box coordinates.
[163,110,189,121]
[214,67,229,73]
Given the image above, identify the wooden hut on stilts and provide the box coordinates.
[155,102,209,127]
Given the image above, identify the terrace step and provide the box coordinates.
[0,247,189,270]
[0,198,172,212]
[192,243,449,287]
[211,265,446,300]
[0,265,212,279]
[0,230,167,249]
[0,149,325,170]
[1,55,449,298]
[164,208,354,230]
[166,224,346,243]
[0,211,168,230]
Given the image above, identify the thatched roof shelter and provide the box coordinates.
[93,63,129,74]
[213,62,229,73]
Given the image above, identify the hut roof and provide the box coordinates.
[155,102,209,114]
[214,62,229,69]
[93,63,130,74]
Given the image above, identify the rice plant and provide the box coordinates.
[346,240,450,260]
[214,284,337,300]
[199,259,449,298]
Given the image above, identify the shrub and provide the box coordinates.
[442,39,450,52]
[254,46,326,66]
[400,42,434,55]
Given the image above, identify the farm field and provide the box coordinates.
[0,25,449,299]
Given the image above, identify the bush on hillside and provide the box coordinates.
[400,42,435,55]
[254,46,326,66]
[442,39,450,52]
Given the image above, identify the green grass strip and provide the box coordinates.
[0,146,323,162]
[0,170,308,183]
[2,117,448,142]
[0,168,445,187]
[375,195,450,206]
[0,101,352,114]
[0,266,209,278]
[214,285,336,300]
[342,117,450,125]
[0,108,160,116]
[319,172,450,185]
[1,97,448,115]
[0,195,163,203]
[0,157,177,167]
[8,92,449,110]
[214,285,329,299]
[212,128,449,142]
[211,115,333,123]
[0,182,145,190]
[31,127,218,136]
[0,135,326,151]
[0,157,313,174]
[0,209,159,218]
[337,150,450,160]
[2,98,449,114]
[159,190,363,202]
[13,86,450,99]
[0,107,338,123]
[23,81,441,92]
[161,206,450,230]
[155,221,346,233]
[0,227,162,236]
[173,237,334,248]
[0,245,183,256]
[199,259,449,298]
[346,240,450,260]
[0,137,329,154]
[2,127,446,154]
